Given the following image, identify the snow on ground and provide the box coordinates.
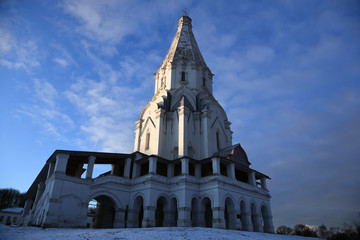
[0,225,321,240]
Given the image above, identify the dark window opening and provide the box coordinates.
[174,163,181,176]
[235,169,248,183]
[112,160,125,177]
[202,78,206,86]
[140,162,149,176]
[220,163,227,176]
[66,161,85,177]
[189,162,195,176]
[156,162,168,177]
[129,161,133,179]
[181,71,186,81]
[201,162,213,177]
[216,132,221,150]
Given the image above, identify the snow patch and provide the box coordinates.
[0,225,322,240]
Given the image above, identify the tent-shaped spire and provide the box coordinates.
[159,16,209,70]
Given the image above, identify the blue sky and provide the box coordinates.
[1,0,359,229]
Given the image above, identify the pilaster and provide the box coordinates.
[227,163,235,179]
[248,171,256,186]
[212,206,226,229]
[113,208,126,228]
[149,156,158,174]
[261,176,267,190]
[177,207,191,227]
[181,158,189,175]
[123,158,132,178]
[142,206,156,227]
[54,153,69,174]
[211,157,220,175]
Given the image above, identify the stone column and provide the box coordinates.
[181,158,189,175]
[177,207,191,227]
[211,157,220,175]
[113,208,126,228]
[142,206,156,227]
[243,211,253,231]
[54,153,69,174]
[149,157,157,174]
[212,206,226,229]
[123,158,132,178]
[261,176,267,190]
[252,213,263,232]
[195,164,201,178]
[167,163,174,177]
[86,155,96,179]
[227,163,235,179]
[248,171,256,186]
[47,162,55,179]
[132,161,140,178]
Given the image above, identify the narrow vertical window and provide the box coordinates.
[181,71,186,81]
[216,132,221,150]
[145,132,150,150]
[202,77,206,86]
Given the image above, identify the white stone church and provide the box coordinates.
[21,15,274,233]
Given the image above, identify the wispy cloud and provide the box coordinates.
[0,23,40,72]
[18,78,75,141]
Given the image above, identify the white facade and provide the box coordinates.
[21,16,274,233]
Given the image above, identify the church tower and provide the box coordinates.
[134,15,232,160]
[22,14,274,233]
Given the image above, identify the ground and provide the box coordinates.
[0,225,321,240]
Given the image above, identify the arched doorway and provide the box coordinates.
[133,196,144,228]
[224,197,236,229]
[261,205,272,233]
[155,196,167,227]
[202,197,212,228]
[88,195,116,228]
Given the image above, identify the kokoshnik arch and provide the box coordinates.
[20,15,274,233]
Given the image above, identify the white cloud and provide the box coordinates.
[18,79,75,141]
[53,57,69,67]
[0,27,40,71]
[0,27,13,53]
